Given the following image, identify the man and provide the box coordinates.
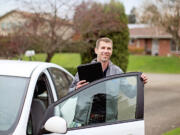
[69,37,148,92]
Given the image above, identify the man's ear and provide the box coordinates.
[94,48,98,54]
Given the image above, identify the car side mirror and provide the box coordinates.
[44,116,67,134]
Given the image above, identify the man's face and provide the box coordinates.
[95,41,113,63]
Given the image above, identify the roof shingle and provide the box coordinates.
[129,25,172,39]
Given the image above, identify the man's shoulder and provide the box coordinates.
[112,64,123,73]
[109,61,123,74]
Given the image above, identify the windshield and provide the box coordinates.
[0,76,29,133]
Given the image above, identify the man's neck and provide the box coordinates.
[101,62,109,71]
[96,60,108,71]
[96,58,109,71]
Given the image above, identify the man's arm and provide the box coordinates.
[141,74,148,84]
[113,65,148,84]
[69,73,89,92]
[69,73,79,92]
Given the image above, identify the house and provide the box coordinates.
[0,10,76,59]
[0,10,74,39]
[128,24,180,56]
[0,10,32,36]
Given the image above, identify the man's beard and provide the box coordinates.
[101,58,109,63]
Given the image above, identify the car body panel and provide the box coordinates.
[45,120,144,135]
[0,60,42,77]
[0,60,73,78]
[0,60,73,135]
[42,72,144,135]
[0,60,144,135]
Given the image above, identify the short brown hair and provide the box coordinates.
[96,37,113,48]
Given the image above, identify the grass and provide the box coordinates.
[127,55,180,73]
[163,128,180,135]
[22,53,46,62]
[51,53,81,68]
[19,53,180,74]
[22,53,81,68]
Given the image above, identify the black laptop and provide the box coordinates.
[77,62,103,82]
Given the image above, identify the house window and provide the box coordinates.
[1,23,10,31]
[1,23,6,30]
[129,38,135,45]
[171,40,180,53]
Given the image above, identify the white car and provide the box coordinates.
[0,60,144,135]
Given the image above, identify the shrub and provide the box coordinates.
[128,46,144,54]
[77,0,129,72]
[64,67,77,76]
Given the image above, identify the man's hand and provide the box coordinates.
[75,80,89,90]
[141,74,148,84]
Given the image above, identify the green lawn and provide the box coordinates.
[21,53,180,74]
[127,55,180,73]
[163,128,180,135]
[22,53,81,68]
[51,53,81,68]
[23,53,46,62]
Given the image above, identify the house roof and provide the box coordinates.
[128,24,172,39]
[0,10,33,36]
[0,10,33,21]
[0,10,74,37]
[0,10,70,23]
[128,24,149,29]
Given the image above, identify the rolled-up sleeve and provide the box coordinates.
[69,73,80,92]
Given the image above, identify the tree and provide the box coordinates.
[139,0,180,47]
[18,0,76,62]
[74,0,129,72]
[128,7,137,24]
[10,30,31,59]
[0,10,32,59]
[0,26,31,59]
[0,36,14,58]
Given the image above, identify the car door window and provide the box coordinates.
[27,73,53,135]
[53,74,140,129]
[48,68,73,99]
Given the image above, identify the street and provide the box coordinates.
[145,73,180,135]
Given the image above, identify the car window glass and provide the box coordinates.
[27,73,52,135]
[0,76,28,131]
[33,74,52,107]
[48,68,73,99]
[54,75,137,128]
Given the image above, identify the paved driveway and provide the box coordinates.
[145,73,180,135]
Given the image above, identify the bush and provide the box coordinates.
[108,31,129,72]
[81,42,96,64]
[79,1,129,72]
[64,67,77,76]
[128,46,144,54]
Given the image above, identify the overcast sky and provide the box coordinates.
[0,0,144,17]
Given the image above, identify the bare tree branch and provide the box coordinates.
[139,0,180,47]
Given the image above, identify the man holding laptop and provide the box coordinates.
[69,37,148,92]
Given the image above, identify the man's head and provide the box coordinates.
[95,37,113,63]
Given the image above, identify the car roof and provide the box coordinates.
[0,60,52,77]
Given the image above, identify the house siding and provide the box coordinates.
[129,38,172,56]
[146,39,152,50]
[139,39,145,48]
[159,39,170,56]
[128,24,177,56]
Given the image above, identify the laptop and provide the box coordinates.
[77,62,103,82]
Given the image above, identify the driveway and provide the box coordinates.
[144,73,180,135]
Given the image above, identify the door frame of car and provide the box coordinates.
[11,64,73,135]
[39,72,144,134]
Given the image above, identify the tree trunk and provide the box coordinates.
[46,52,55,62]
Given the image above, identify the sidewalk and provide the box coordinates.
[144,73,180,135]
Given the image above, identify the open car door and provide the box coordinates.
[41,72,144,135]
